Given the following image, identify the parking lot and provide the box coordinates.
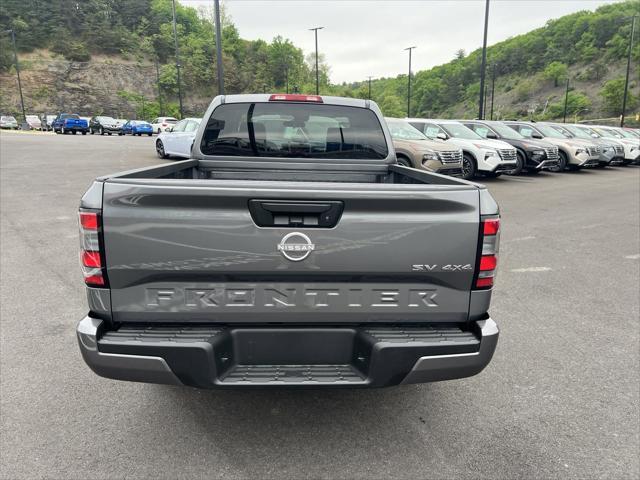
[1,131,638,479]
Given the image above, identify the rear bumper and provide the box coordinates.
[77,316,499,388]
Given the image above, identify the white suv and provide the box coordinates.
[408,119,517,179]
[150,116,178,134]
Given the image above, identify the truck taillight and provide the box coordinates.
[475,216,500,289]
[79,210,107,288]
[269,94,323,103]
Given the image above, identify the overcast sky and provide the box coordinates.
[181,0,619,84]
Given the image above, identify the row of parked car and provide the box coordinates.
[388,118,640,179]
[0,113,182,136]
[4,109,638,178]
[149,114,640,178]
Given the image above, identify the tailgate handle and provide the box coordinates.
[249,200,344,228]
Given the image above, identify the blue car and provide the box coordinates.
[120,120,153,136]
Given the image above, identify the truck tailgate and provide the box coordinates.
[102,180,480,324]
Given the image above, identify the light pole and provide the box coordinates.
[478,0,490,119]
[3,29,26,126]
[309,27,323,95]
[171,0,184,118]
[368,76,373,100]
[562,77,570,123]
[621,15,637,127]
[405,46,416,117]
[155,58,163,116]
[490,63,497,120]
[214,0,224,95]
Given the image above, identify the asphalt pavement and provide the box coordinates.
[1,131,639,479]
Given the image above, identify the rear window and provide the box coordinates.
[200,102,388,159]
[61,114,80,120]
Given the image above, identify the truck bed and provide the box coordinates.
[100,158,476,186]
[83,158,489,326]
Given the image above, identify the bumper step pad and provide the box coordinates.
[80,319,498,388]
[222,364,365,384]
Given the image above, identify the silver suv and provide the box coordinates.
[386,118,463,176]
[504,121,600,170]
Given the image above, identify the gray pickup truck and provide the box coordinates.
[77,94,500,388]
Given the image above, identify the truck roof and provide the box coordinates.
[218,94,371,109]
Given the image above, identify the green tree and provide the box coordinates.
[543,61,568,87]
[600,78,638,115]
[545,91,592,119]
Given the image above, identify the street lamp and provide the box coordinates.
[368,76,373,100]
[621,15,637,127]
[171,0,184,118]
[309,26,324,95]
[490,63,497,120]
[562,77,570,123]
[214,0,224,95]
[3,29,26,127]
[154,58,163,116]
[478,0,491,119]
[405,46,416,117]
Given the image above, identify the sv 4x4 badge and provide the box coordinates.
[412,264,473,272]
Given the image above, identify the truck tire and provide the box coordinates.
[156,140,169,159]
[90,129,94,135]
[147,133,152,136]
[82,131,87,135]
[100,127,105,135]
[72,130,77,135]
[461,153,477,180]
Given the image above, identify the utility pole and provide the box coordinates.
[155,58,163,116]
[483,84,488,118]
[171,0,184,118]
[405,46,416,117]
[368,76,373,100]
[214,0,224,95]
[285,64,289,93]
[562,77,570,123]
[309,27,323,95]
[478,0,490,119]
[4,29,26,126]
[620,15,637,127]
[490,63,497,120]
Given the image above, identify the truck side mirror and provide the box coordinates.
[486,132,498,139]
[436,132,447,141]
[532,133,543,139]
